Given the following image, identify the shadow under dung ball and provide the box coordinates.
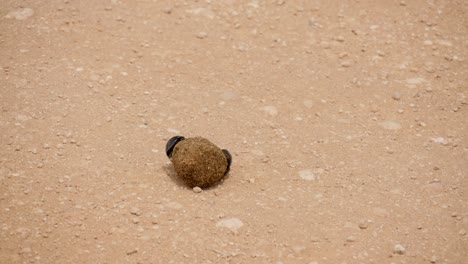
[166,136,232,188]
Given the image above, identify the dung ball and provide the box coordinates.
[168,136,231,188]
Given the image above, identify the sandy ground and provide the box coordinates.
[1,0,467,263]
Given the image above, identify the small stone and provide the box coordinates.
[5,8,34,20]
[392,92,401,100]
[260,106,278,116]
[373,207,389,217]
[341,61,352,67]
[430,256,437,263]
[193,187,202,193]
[130,207,141,216]
[358,222,368,229]
[431,137,448,145]
[299,170,318,181]
[335,36,345,42]
[346,236,356,242]
[379,120,401,130]
[303,100,314,108]
[20,247,32,254]
[394,244,406,255]
[167,128,180,134]
[277,0,285,5]
[459,229,466,236]
[406,77,426,85]
[310,237,320,242]
[132,217,140,224]
[196,32,208,39]
[216,218,244,233]
[126,249,138,255]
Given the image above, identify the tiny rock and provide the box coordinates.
[359,222,368,229]
[379,120,402,130]
[392,92,401,100]
[299,170,318,181]
[130,207,142,216]
[126,249,138,255]
[5,8,34,20]
[394,244,406,255]
[193,186,202,193]
[216,218,244,233]
[261,106,278,116]
[196,32,208,39]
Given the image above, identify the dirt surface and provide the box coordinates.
[1,0,467,263]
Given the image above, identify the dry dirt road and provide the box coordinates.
[1,0,467,263]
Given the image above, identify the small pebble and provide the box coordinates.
[358,222,368,229]
[260,106,278,116]
[216,218,244,233]
[196,32,208,39]
[341,61,352,67]
[379,120,402,130]
[193,187,202,193]
[346,236,356,242]
[130,207,142,216]
[392,92,401,100]
[394,244,406,255]
[299,170,318,181]
[20,247,32,254]
[126,249,138,255]
[5,8,34,20]
[459,229,466,236]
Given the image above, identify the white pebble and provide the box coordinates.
[260,106,278,116]
[394,244,406,255]
[196,32,208,39]
[392,92,401,100]
[5,8,34,20]
[216,218,244,233]
[299,170,318,181]
[379,120,402,130]
[193,187,202,193]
